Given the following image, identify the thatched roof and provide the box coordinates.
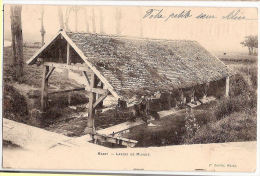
[27,31,231,100]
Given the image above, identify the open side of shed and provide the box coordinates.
[27,30,120,136]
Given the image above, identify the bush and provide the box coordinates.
[183,109,200,139]
[184,110,257,144]
[3,84,29,123]
[238,66,257,90]
[214,93,256,120]
[230,74,250,97]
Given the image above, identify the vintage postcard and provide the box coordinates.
[1,2,259,175]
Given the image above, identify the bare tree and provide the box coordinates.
[92,8,96,33]
[99,9,104,34]
[84,8,90,33]
[115,8,122,35]
[39,6,46,46]
[64,7,72,31]
[10,5,23,80]
[71,6,80,32]
[58,6,64,29]
[139,7,143,37]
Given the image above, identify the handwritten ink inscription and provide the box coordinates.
[143,9,252,21]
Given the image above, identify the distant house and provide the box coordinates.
[27,29,231,133]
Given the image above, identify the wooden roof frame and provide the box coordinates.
[26,30,120,100]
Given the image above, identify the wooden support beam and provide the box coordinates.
[41,65,49,112]
[83,71,90,88]
[85,87,108,95]
[44,62,90,72]
[45,67,55,80]
[93,91,108,109]
[66,43,71,105]
[85,73,98,134]
[96,82,104,109]
[66,42,71,65]
[48,88,85,95]
[92,133,138,148]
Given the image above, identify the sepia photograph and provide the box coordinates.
[1,2,258,174]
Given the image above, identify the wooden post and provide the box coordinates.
[96,82,104,109]
[66,43,71,105]
[225,76,230,97]
[203,83,209,99]
[41,65,49,112]
[85,73,98,134]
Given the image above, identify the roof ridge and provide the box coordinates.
[66,31,197,43]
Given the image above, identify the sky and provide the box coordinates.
[3,5,258,53]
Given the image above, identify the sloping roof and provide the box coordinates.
[27,31,231,100]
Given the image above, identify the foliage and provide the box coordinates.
[240,35,258,55]
[240,35,258,48]
[238,66,258,90]
[183,108,200,139]
[3,84,29,123]
[229,74,250,96]
[184,109,257,144]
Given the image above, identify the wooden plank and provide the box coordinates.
[92,133,138,148]
[41,65,49,112]
[97,119,145,136]
[44,62,90,72]
[93,91,108,108]
[45,67,55,80]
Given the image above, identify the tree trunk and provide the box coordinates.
[40,6,45,46]
[99,9,104,34]
[10,5,23,81]
[92,8,96,33]
[58,6,64,29]
[248,47,253,55]
[115,8,121,35]
[84,8,89,33]
[139,7,143,37]
[74,7,78,32]
[65,7,71,31]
